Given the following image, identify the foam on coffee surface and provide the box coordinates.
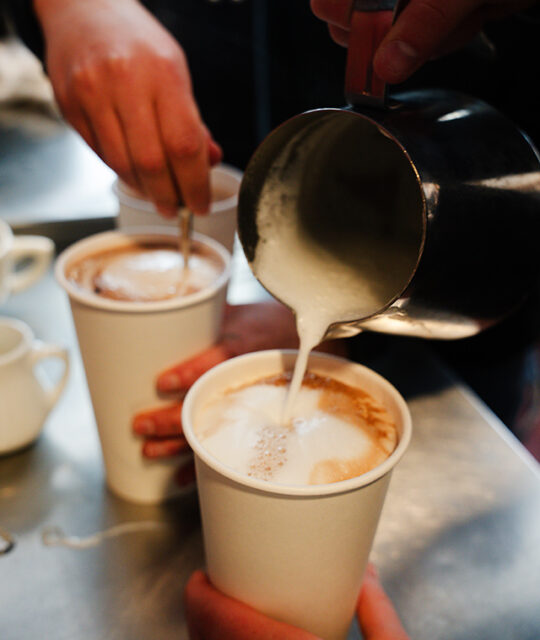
[66,241,223,302]
[195,371,397,485]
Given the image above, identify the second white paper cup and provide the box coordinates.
[56,228,231,504]
[182,349,412,640]
[114,163,243,253]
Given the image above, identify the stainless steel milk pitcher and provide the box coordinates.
[237,0,540,340]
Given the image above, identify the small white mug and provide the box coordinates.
[0,219,55,304]
[0,317,69,454]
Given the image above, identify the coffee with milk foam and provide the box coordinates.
[66,240,224,302]
[195,371,397,485]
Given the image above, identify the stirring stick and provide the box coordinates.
[178,207,193,270]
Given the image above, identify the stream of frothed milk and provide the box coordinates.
[248,117,425,422]
[254,180,388,424]
[246,112,426,422]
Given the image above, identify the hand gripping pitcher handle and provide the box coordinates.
[345,0,411,108]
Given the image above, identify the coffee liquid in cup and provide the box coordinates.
[66,240,224,302]
[195,371,397,485]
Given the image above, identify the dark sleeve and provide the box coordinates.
[2,0,45,61]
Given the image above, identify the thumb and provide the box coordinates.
[373,0,484,83]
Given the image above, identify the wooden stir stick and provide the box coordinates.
[178,207,193,270]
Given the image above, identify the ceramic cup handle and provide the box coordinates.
[30,340,70,410]
[8,236,55,294]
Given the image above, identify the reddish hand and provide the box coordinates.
[311,0,536,84]
[132,402,195,486]
[184,564,410,640]
[35,0,222,216]
[157,302,301,393]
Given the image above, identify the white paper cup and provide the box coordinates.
[55,228,231,503]
[114,163,243,253]
[182,349,412,640]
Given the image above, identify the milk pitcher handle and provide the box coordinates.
[345,0,410,108]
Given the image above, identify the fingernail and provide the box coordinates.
[376,40,418,82]
[158,372,183,392]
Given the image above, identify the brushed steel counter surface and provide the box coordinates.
[1,60,537,640]
[0,260,538,640]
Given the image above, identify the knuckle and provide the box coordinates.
[102,53,133,79]
[134,151,166,176]
[165,130,203,160]
[70,64,100,97]
[155,47,188,76]
[69,54,138,97]
[145,48,188,88]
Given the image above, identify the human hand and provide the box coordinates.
[132,302,348,480]
[34,0,222,216]
[184,563,410,639]
[311,0,537,84]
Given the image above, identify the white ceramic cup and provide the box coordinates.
[55,228,231,504]
[0,316,69,455]
[114,163,243,253]
[182,349,412,640]
[0,219,55,304]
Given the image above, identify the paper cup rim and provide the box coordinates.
[182,349,412,497]
[113,164,242,215]
[55,227,231,313]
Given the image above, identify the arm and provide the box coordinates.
[33,0,222,215]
